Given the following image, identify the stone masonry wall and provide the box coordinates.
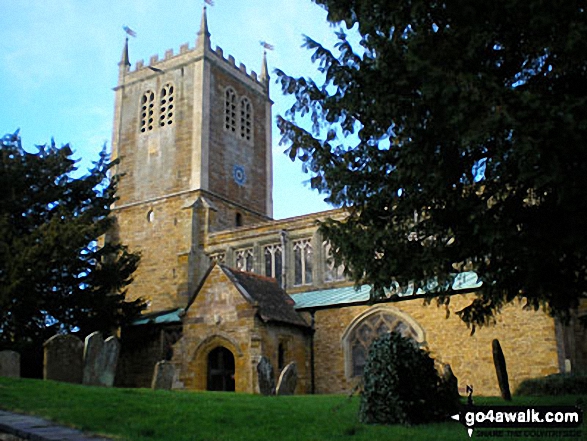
[256,321,311,394]
[113,192,197,312]
[207,62,269,217]
[308,293,560,396]
[173,265,258,392]
[173,265,310,393]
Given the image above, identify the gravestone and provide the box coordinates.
[43,334,84,383]
[441,363,459,400]
[256,356,275,395]
[492,339,512,401]
[83,332,104,386]
[276,361,297,395]
[151,361,175,390]
[0,351,20,378]
[83,332,120,387]
[101,336,121,387]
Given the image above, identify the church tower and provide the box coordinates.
[110,8,273,312]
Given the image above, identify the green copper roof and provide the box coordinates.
[291,285,372,309]
[291,272,482,310]
[132,308,184,326]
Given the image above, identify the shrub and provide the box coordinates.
[359,332,460,425]
[515,373,587,396]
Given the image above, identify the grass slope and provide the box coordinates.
[0,377,584,441]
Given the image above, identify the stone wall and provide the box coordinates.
[255,321,311,394]
[206,61,270,218]
[112,192,196,312]
[308,293,560,396]
[172,265,310,393]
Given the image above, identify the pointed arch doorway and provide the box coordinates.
[207,346,235,391]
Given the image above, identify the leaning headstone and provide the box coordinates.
[0,351,20,378]
[100,336,121,387]
[276,361,297,395]
[256,356,275,395]
[151,361,175,390]
[43,334,84,384]
[83,332,104,386]
[83,332,120,387]
[492,339,512,401]
[440,363,459,400]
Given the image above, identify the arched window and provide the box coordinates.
[323,241,345,283]
[342,306,425,378]
[239,96,252,142]
[293,239,313,286]
[264,244,283,286]
[140,90,155,133]
[235,248,254,272]
[159,83,174,127]
[224,87,237,132]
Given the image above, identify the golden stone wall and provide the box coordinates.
[113,192,197,312]
[207,62,270,217]
[307,294,560,396]
[172,265,311,393]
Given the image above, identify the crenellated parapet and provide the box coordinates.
[122,43,267,90]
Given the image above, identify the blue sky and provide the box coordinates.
[0,0,354,219]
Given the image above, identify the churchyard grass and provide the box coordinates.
[0,377,584,441]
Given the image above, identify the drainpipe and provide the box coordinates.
[310,309,316,394]
[280,230,288,288]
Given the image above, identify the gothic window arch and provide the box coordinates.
[139,90,155,133]
[264,243,283,286]
[342,306,425,378]
[293,239,313,286]
[159,83,175,127]
[224,87,237,133]
[323,241,345,283]
[235,248,254,272]
[239,96,253,142]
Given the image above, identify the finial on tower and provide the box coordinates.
[196,5,211,50]
[119,26,136,72]
[119,37,131,69]
[260,50,269,85]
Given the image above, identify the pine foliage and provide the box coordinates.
[276,0,587,329]
[0,131,144,354]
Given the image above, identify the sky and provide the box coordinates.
[0,0,354,219]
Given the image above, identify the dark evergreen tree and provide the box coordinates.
[276,0,587,329]
[0,131,144,373]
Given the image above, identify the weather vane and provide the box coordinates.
[204,0,214,6]
[259,41,275,51]
[122,26,137,38]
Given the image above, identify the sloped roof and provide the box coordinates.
[291,285,372,309]
[291,271,483,310]
[132,307,184,326]
[221,265,309,328]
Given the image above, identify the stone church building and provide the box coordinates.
[110,8,586,395]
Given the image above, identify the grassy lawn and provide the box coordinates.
[0,377,584,441]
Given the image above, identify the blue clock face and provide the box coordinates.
[233,165,246,186]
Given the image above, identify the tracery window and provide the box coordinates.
[159,83,174,127]
[224,87,237,132]
[344,309,421,377]
[293,239,313,286]
[140,90,155,133]
[323,241,345,283]
[264,244,283,286]
[209,252,226,264]
[239,97,252,142]
[235,248,254,272]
